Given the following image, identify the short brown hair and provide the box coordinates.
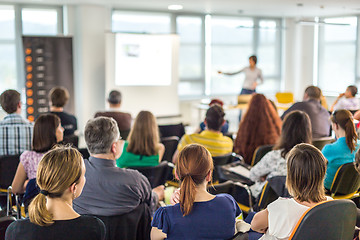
[205,105,225,131]
[304,86,321,100]
[286,143,327,203]
[49,87,69,108]
[33,114,61,153]
[176,144,214,216]
[0,89,20,114]
[347,85,358,97]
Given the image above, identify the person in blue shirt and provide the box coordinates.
[323,109,360,189]
[151,144,241,240]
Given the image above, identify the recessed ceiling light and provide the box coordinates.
[168,5,183,11]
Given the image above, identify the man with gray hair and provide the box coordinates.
[73,116,164,216]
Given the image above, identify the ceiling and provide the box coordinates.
[2,0,360,17]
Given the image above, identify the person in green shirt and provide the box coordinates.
[116,111,165,168]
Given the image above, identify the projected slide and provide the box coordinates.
[115,33,173,86]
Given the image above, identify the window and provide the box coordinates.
[0,5,16,93]
[318,17,358,94]
[22,8,60,35]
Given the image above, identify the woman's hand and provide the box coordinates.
[170,188,180,205]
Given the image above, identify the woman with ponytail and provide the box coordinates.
[5,146,105,240]
[151,144,241,240]
[323,109,360,189]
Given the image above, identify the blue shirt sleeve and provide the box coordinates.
[151,207,170,234]
[220,194,242,217]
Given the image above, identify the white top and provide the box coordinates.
[226,67,263,90]
[249,149,287,198]
[333,97,360,111]
[260,197,332,240]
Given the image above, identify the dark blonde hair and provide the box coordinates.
[28,146,83,226]
[176,144,214,216]
[331,110,358,152]
[286,143,327,203]
[127,111,160,156]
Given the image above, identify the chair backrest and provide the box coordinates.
[160,136,179,161]
[329,162,360,197]
[256,176,288,211]
[0,155,21,190]
[159,123,185,139]
[289,200,357,240]
[78,148,90,160]
[212,154,234,182]
[120,129,130,140]
[312,137,335,151]
[0,215,16,239]
[94,203,151,240]
[62,134,79,148]
[251,145,274,166]
[275,92,294,104]
[129,161,173,188]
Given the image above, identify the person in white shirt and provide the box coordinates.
[251,143,332,240]
[218,55,263,95]
[331,85,359,112]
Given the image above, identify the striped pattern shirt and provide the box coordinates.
[177,130,233,156]
[0,114,33,156]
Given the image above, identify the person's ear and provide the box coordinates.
[17,102,21,109]
[205,171,212,182]
[222,120,226,126]
[69,182,76,194]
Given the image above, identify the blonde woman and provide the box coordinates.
[116,111,165,168]
[5,146,105,240]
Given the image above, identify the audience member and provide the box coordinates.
[11,114,64,194]
[330,85,360,112]
[234,94,281,165]
[281,86,330,138]
[251,143,331,239]
[49,87,77,137]
[116,111,165,168]
[0,89,33,155]
[323,109,360,190]
[249,111,312,197]
[151,144,241,240]
[94,90,132,134]
[73,117,164,216]
[173,105,233,163]
[198,99,229,134]
[5,146,105,240]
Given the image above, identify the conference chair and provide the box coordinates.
[212,153,235,183]
[129,161,174,188]
[159,123,185,139]
[0,155,20,209]
[78,148,90,160]
[208,180,253,214]
[0,215,16,240]
[160,136,179,161]
[312,137,335,151]
[289,199,357,240]
[251,145,274,167]
[94,203,151,240]
[255,176,289,211]
[327,162,360,199]
[275,92,294,111]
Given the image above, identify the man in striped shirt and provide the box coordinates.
[172,105,233,163]
[0,90,33,156]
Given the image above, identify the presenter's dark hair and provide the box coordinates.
[249,55,257,64]
[49,87,69,108]
[274,110,312,158]
[205,105,225,131]
[0,89,20,114]
[32,114,61,153]
[108,90,122,104]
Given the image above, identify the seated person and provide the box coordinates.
[281,86,330,138]
[234,94,282,165]
[249,110,312,198]
[5,146,105,240]
[323,109,360,190]
[151,144,241,240]
[0,89,33,155]
[94,90,132,137]
[173,105,233,163]
[73,117,164,216]
[331,85,360,112]
[11,114,64,194]
[116,111,164,168]
[49,87,77,137]
[198,99,229,134]
[251,143,332,240]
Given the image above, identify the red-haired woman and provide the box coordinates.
[234,94,282,165]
